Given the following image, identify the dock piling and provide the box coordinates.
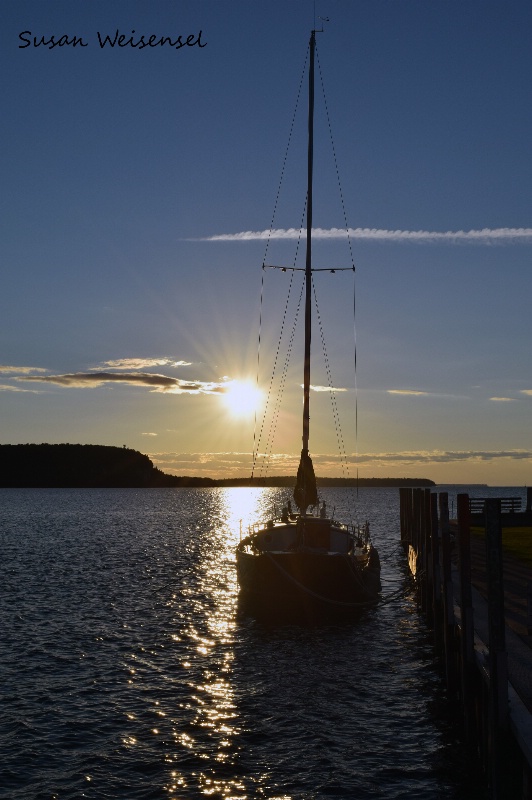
[439,492,458,696]
[484,498,510,797]
[457,493,476,739]
[400,487,532,799]
[430,492,442,642]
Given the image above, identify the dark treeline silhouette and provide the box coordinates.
[0,444,435,488]
[0,444,172,488]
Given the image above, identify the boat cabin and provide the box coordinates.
[241,514,355,555]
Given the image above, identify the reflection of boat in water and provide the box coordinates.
[235,29,381,613]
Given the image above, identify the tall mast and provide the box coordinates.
[293,30,319,514]
[302,29,315,455]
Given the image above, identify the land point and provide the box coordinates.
[0,444,434,488]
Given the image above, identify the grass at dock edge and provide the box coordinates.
[471,526,532,567]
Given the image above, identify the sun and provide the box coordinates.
[221,380,263,417]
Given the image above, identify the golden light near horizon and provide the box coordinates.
[221,380,263,418]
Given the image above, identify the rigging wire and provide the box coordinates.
[253,190,307,478]
[253,37,361,493]
[353,267,359,498]
[252,267,295,478]
[264,550,415,608]
[260,48,308,270]
[315,42,357,272]
[311,275,352,481]
[252,44,309,479]
[258,276,304,479]
[315,38,360,504]
[252,268,265,476]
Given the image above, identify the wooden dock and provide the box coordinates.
[400,487,532,800]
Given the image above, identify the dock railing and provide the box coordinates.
[399,487,532,800]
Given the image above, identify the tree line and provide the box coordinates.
[0,444,435,488]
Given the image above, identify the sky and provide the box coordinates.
[1,0,532,486]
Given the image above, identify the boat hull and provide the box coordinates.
[236,547,381,612]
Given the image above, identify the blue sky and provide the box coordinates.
[1,0,532,485]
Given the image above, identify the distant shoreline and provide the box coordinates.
[0,444,435,488]
[158,475,436,488]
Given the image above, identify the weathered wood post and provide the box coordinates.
[430,492,442,645]
[439,492,457,696]
[457,493,475,738]
[484,498,509,797]
[400,487,412,545]
[423,488,433,623]
[528,581,532,636]
[413,488,420,551]
[399,487,405,540]
[408,488,421,583]
[414,488,426,608]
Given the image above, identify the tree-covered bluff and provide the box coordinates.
[0,444,175,488]
[0,444,435,488]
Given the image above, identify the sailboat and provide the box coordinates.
[235,30,381,612]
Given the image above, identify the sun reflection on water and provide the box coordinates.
[218,486,274,544]
[168,488,278,798]
[163,486,300,796]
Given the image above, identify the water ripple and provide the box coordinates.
[0,487,488,799]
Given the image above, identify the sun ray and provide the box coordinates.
[221,380,263,418]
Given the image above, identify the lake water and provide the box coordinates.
[2,485,518,799]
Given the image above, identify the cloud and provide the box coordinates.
[387,389,429,396]
[354,449,532,465]
[197,226,532,244]
[141,432,158,436]
[310,384,348,393]
[150,451,257,477]
[0,383,40,393]
[148,448,532,479]
[521,390,532,396]
[98,358,192,370]
[490,397,515,402]
[17,371,227,394]
[160,449,532,468]
[386,389,468,399]
[0,365,47,374]
[263,448,532,470]
[264,449,532,468]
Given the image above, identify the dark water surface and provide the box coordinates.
[1,486,509,799]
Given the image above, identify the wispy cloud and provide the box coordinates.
[299,448,532,468]
[387,389,429,396]
[0,365,47,374]
[490,396,516,402]
[141,432,158,436]
[0,383,40,393]
[149,447,532,479]
[17,372,227,394]
[150,451,257,477]
[354,449,532,465]
[198,226,532,244]
[386,389,469,399]
[97,358,192,370]
[310,384,348,393]
[521,390,532,396]
[158,449,532,468]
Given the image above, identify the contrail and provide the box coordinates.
[198,226,532,243]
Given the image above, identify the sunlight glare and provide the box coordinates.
[219,486,277,546]
[221,380,262,417]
